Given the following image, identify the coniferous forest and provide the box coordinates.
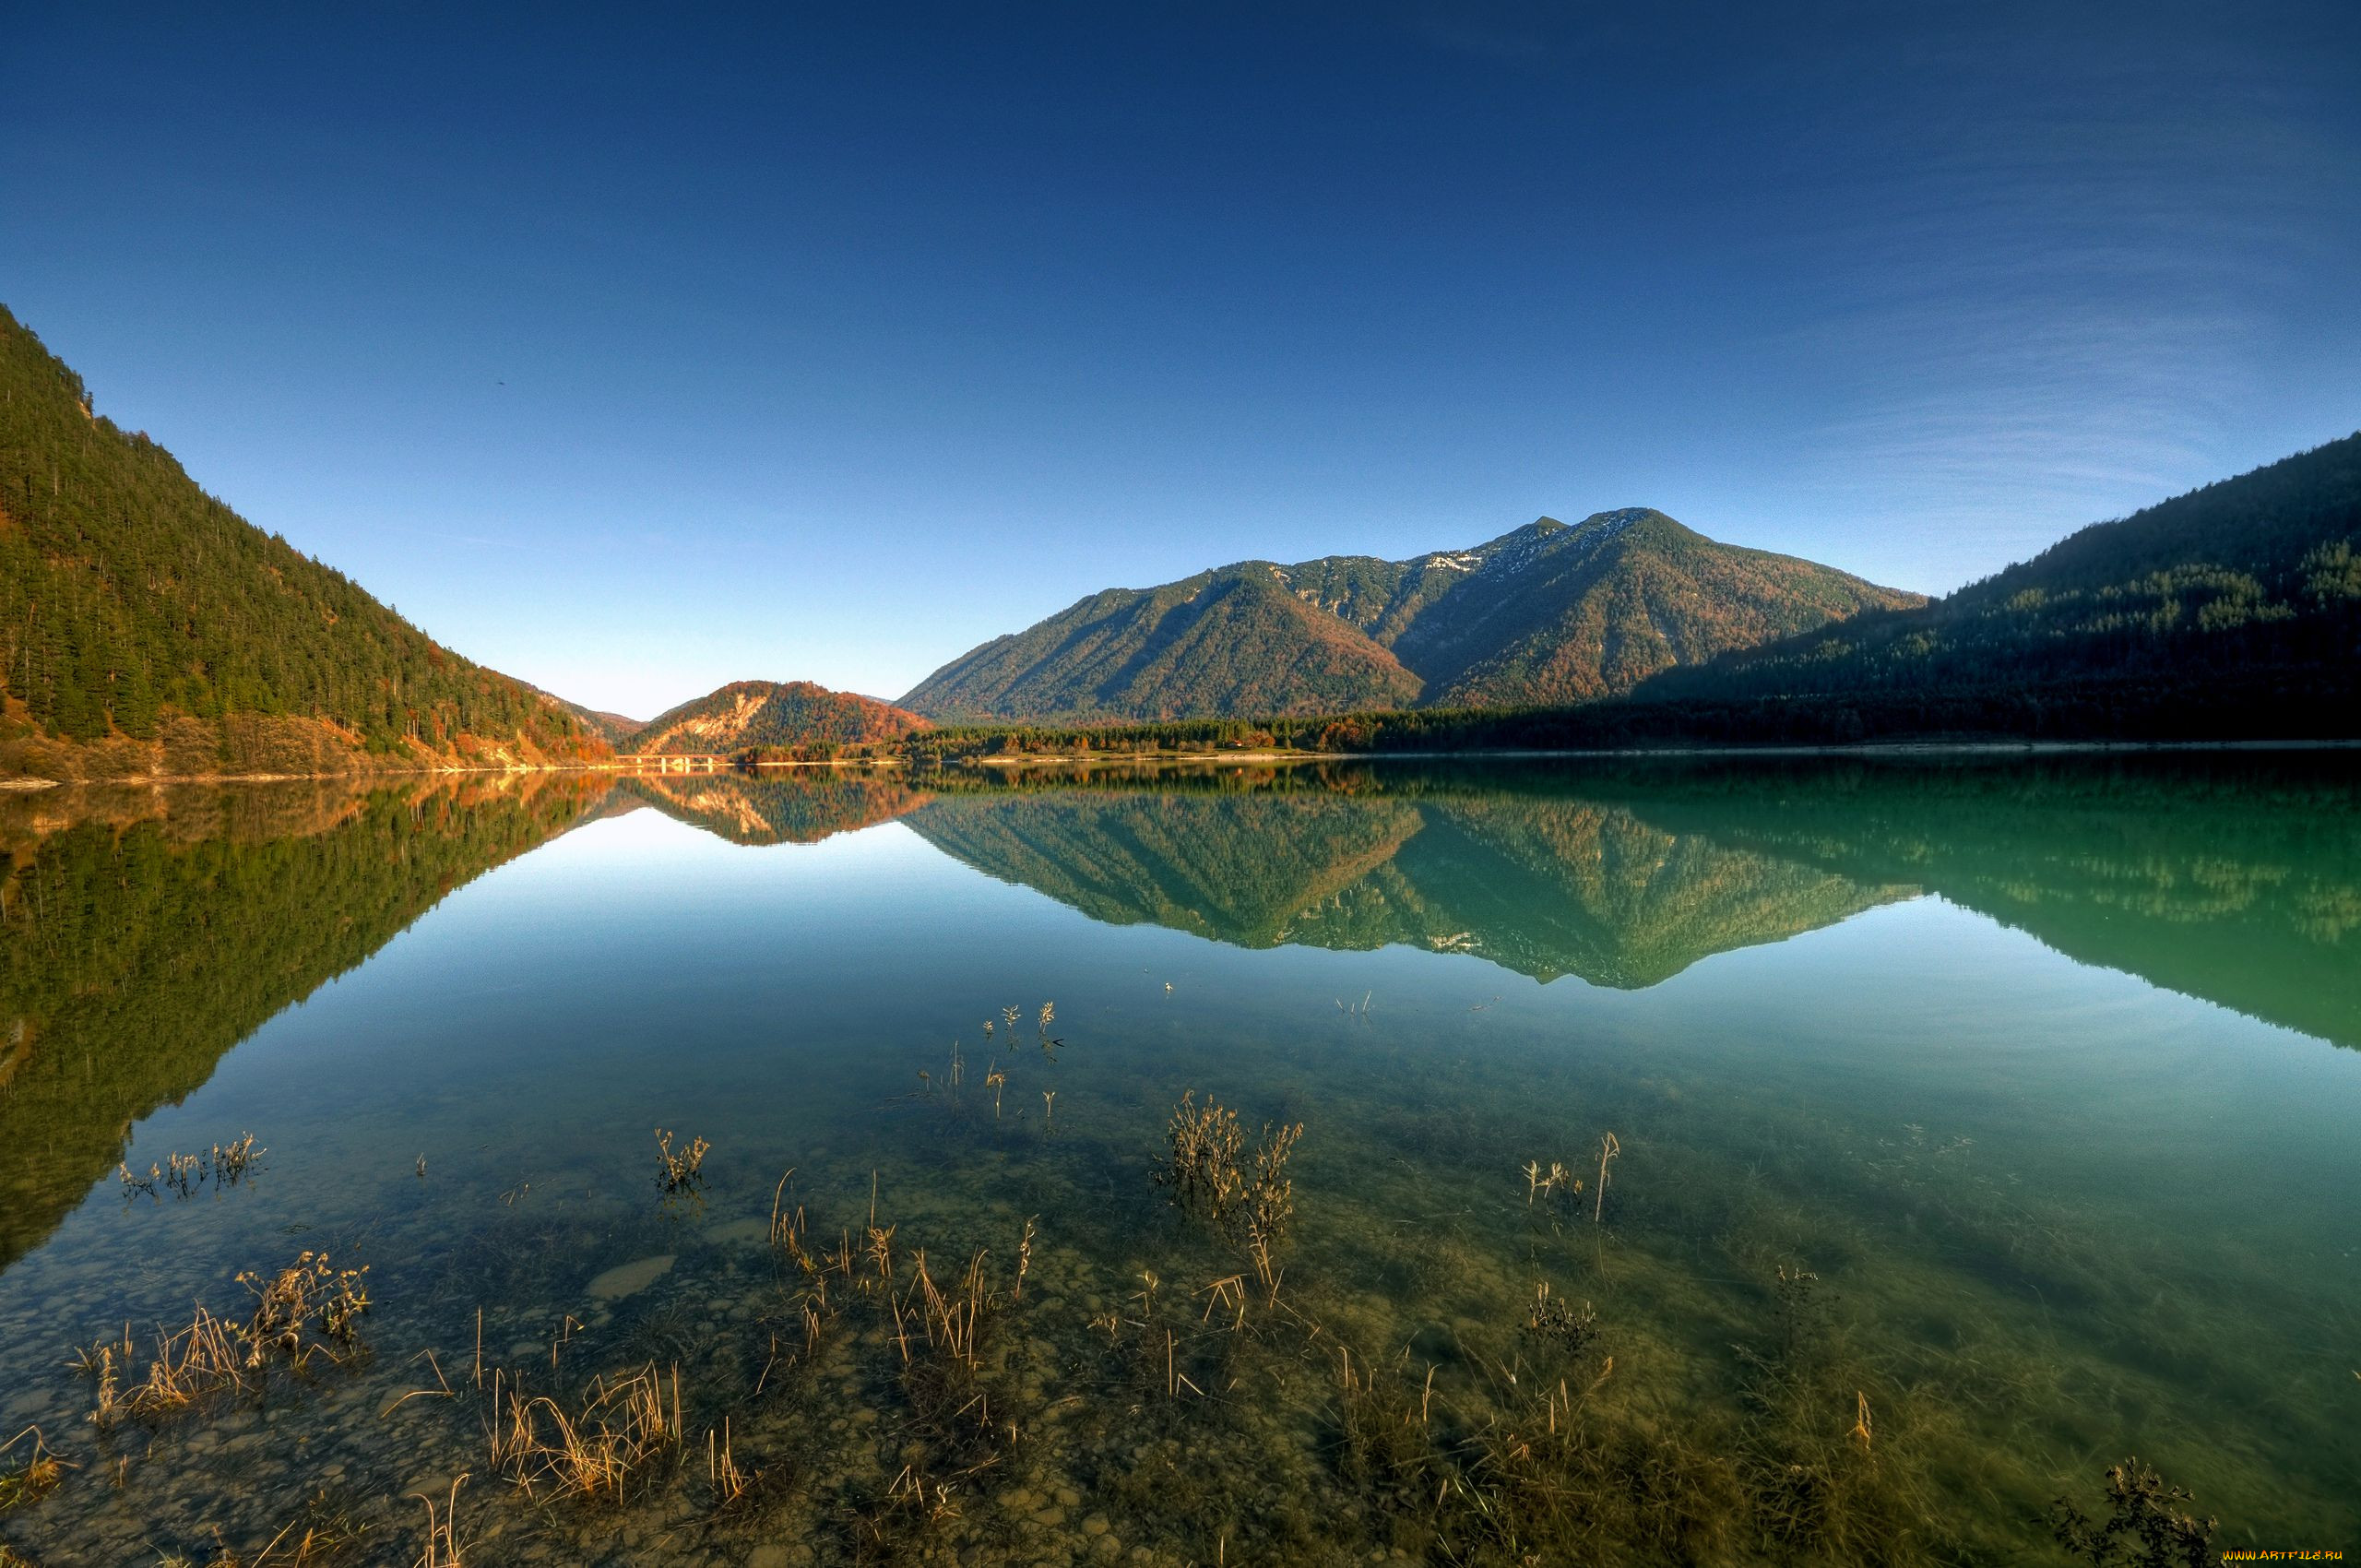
[0,308,601,779]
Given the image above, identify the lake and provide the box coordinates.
[1,754,2355,1565]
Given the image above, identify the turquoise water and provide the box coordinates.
[0,757,2355,1565]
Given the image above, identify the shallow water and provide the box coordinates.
[0,756,2355,1565]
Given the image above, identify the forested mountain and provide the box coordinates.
[1642,434,2361,712]
[0,307,607,781]
[624,679,930,758]
[900,510,1921,722]
[546,697,645,747]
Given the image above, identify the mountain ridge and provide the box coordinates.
[1636,431,2361,712]
[624,679,930,758]
[900,510,1923,722]
[0,306,609,782]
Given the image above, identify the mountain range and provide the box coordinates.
[900,509,1924,721]
[905,434,2361,749]
[5,296,2355,778]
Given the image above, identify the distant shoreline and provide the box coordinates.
[967,737,2361,765]
[7,734,2359,790]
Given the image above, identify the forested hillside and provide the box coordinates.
[1643,434,2361,710]
[901,510,1919,722]
[903,570,1423,723]
[0,307,606,780]
[626,679,931,759]
[897,437,2361,751]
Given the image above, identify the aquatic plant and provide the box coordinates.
[706,1420,757,1512]
[484,1361,682,1501]
[2049,1457,2220,1567]
[652,1127,709,1193]
[1522,1158,1579,1209]
[1594,1131,1620,1224]
[1158,1092,1245,1218]
[1155,1090,1305,1244]
[0,1425,66,1513]
[1523,1282,1599,1360]
[1730,1261,1935,1562]
[236,1251,370,1368]
[82,1250,370,1428]
[409,1475,468,1567]
[214,1489,376,1565]
[116,1133,265,1202]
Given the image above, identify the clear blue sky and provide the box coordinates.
[6,3,2356,717]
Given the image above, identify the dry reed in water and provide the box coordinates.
[654,1128,710,1193]
[708,1420,753,1508]
[84,1250,369,1427]
[0,1425,68,1511]
[410,1475,468,1567]
[485,1362,681,1500]
[118,1133,265,1200]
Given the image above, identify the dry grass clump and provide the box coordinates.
[238,1252,371,1368]
[1155,1091,1304,1244]
[484,1362,681,1501]
[0,1425,67,1512]
[82,1253,370,1427]
[410,1475,469,1567]
[654,1128,710,1193]
[118,1133,265,1200]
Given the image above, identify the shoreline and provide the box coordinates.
[6,734,2359,790]
[965,736,2361,765]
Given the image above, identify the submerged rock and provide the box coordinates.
[586,1253,676,1300]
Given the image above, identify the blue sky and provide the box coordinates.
[6,3,2356,717]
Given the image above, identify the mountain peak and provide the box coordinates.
[902,508,1921,721]
[627,680,929,756]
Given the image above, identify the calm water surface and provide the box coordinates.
[0,757,2355,1565]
